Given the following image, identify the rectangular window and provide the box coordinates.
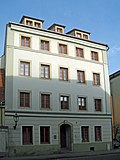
[57,27,63,33]
[60,67,68,81]
[20,92,30,107]
[59,44,67,54]
[21,36,30,47]
[40,126,50,144]
[20,61,30,76]
[83,34,88,39]
[41,40,49,51]
[76,47,84,58]
[41,94,50,109]
[93,73,100,85]
[78,97,86,110]
[26,20,33,26]
[22,126,33,145]
[91,51,98,61]
[95,126,102,141]
[77,70,85,83]
[34,22,41,28]
[41,64,50,79]
[81,126,89,142]
[95,99,102,111]
[60,95,69,109]
[76,32,82,38]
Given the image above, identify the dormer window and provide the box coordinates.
[76,32,82,38]
[48,24,65,33]
[83,34,88,39]
[26,20,33,26]
[57,27,63,33]
[20,16,44,29]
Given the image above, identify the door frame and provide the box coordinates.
[59,120,73,151]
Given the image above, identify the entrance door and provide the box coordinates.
[60,124,71,150]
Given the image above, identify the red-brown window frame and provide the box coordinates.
[20,61,30,76]
[41,94,50,109]
[40,126,50,144]
[93,73,100,85]
[91,51,99,61]
[34,22,41,28]
[59,44,67,54]
[77,70,85,83]
[81,126,89,142]
[20,92,30,108]
[95,99,102,111]
[22,126,33,145]
[76,47,84,58]
[95,126,102,141]
[60,67,68,81]
[41,64,50,79]
[41,40,50,51]
[21,36,31,47]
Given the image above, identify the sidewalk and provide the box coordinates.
[0,149,120,160]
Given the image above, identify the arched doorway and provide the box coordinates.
[60,124,72,150]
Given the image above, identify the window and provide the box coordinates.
[41,40,49,51]
[78,97,86,110]
[26,20,33,26]
[93,73,100,85]
[77,70,85,83]
[60,67,68,81]
[20,61,30,76]
[22,126,33,145]
[41,64,50,79]
[21,36,30,47]
[91,51,98,61]
[76,32,82,38]
[95,126,102,141]
[40,126,50,144]
[59,44,67,54]
[60,95,69,109]
[81,126,89,142]
[57,27,63,33]
[41,94,50,109]
[76,47,84,58]
[20,92,30,107]
[94,99,102,111]
[34,22,41,28]
[83,34,88,39]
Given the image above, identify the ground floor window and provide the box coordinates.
[95,126,102,141]
[81,126,89,142]
[40,126,50,144]
[22,126,33,145]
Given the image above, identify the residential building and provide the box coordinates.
[110,70,120,139]
[0,16,112,156]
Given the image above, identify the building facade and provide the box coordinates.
[110,70,120,139]
[1,16,112,156]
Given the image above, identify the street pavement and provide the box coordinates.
[0,148,120,160]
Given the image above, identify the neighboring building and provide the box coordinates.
[0,16,112,156]
[110,70,120,139]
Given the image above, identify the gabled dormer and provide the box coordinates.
[67,29,90,40]
[20,16,44,29]
[48,24,65,34]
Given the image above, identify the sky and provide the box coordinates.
[0,0,120,74]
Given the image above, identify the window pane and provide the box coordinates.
[40,126,50,144]
[22,126,33,145]
[81,126,89,142]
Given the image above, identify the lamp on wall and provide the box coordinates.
[13,112,19,130]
